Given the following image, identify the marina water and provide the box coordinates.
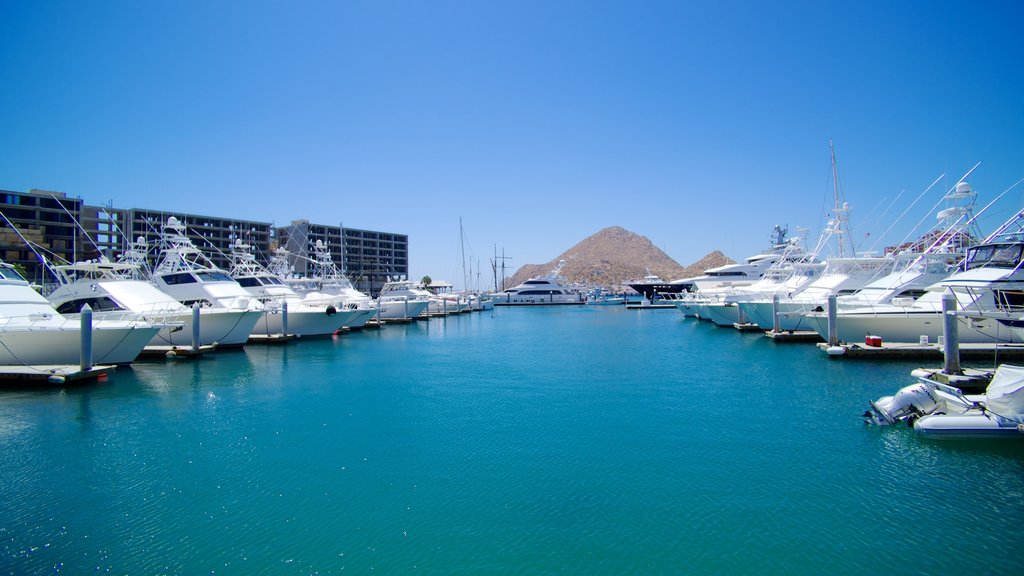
[2,307,1023,574]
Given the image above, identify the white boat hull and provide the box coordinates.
[0,324,160,366]
[376,299,431,320]
[914,413,1024,439]
[248,306,349,337]
[804,310,1020,344]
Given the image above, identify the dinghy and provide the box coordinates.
[865,364,1024,439]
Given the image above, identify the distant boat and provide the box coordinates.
[626,270,694,301]
[492,260,585,306]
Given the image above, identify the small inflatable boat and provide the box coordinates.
[865,364,1024,439]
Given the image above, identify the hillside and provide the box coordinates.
[503,226,733,289]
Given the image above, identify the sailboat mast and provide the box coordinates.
[459,217,467,292]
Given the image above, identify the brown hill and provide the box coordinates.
[503,226,734,289]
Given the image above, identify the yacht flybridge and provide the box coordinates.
[492,260,585,306]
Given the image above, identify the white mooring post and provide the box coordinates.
[827,294,838,347]
[80,304,93,371]
[282,300,289,337]
[192,303,201,353]
[772,293,781,333]
[942,293,961,374]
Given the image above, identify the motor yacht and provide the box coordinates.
[492,260,585,306]
[806,202,1024,344]
[144,217,265,347]
[228,240,363,336]
[0,261,159,365]
[376,279,435,318]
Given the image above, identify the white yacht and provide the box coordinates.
[701,145,856,328]
[0,261,159,365]
[228,240,361,336]
[145,217,265,347]
[424,280,470,314]
[805,203,1024,344]
[673,225,794,316]
[492,260,585,306]
[376,279,435,318]
[270,241,379,327]
[699,232,822,327]
[799,181,980,336]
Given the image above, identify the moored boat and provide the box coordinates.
[865,364,1024,439]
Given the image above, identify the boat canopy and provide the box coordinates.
[986,364,1024,415]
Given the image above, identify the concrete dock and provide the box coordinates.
[817,341,1024,361]
[0,364,115,386]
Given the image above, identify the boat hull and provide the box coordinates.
[377,299,431,320]
[0,324,160,366]
[914,413,1024,439]
[249,306,349,337]
[804,310,1021,344]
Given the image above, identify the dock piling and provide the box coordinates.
[942,293,961,374]
[282,300,289,337]
[80,303,93,372]
[191,303,201,353]
[827,294,838,347]
[772,294,780,333]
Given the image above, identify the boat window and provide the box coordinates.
[523,280,548,285]
[265,277,285,285]
[196,271,234,283]
[162,272,197,285]
[0,266,26,281]
[894,289,926,300]
[519,289,562,295]
[966,244,1024,270]
[236,277,261,287]
[56,296,124,314]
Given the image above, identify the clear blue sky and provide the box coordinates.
[2,1,1022,289]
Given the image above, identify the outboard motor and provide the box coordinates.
[865,382,943,426]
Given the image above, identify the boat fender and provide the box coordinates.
[326,305,337,316]
[826,346,845,356]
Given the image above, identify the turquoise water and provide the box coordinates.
[2,306,1023,575]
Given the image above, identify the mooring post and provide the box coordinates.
[282,300,289,337]
[827,294,838,347]
[942,293,961,374]
[80,303,93,371]
[192,303,201,353]
[772,293,781,333]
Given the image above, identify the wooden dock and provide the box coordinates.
[817,341,1024,361]
[0,364,115,386]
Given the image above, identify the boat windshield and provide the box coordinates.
[196,271,235,283]
[964,243,1024,270]
[0,266,26,282]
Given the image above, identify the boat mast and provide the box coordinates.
[459,217,467,292]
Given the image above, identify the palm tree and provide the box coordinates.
[421,275,432,287]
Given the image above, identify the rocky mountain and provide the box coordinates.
[503,226,734,289]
